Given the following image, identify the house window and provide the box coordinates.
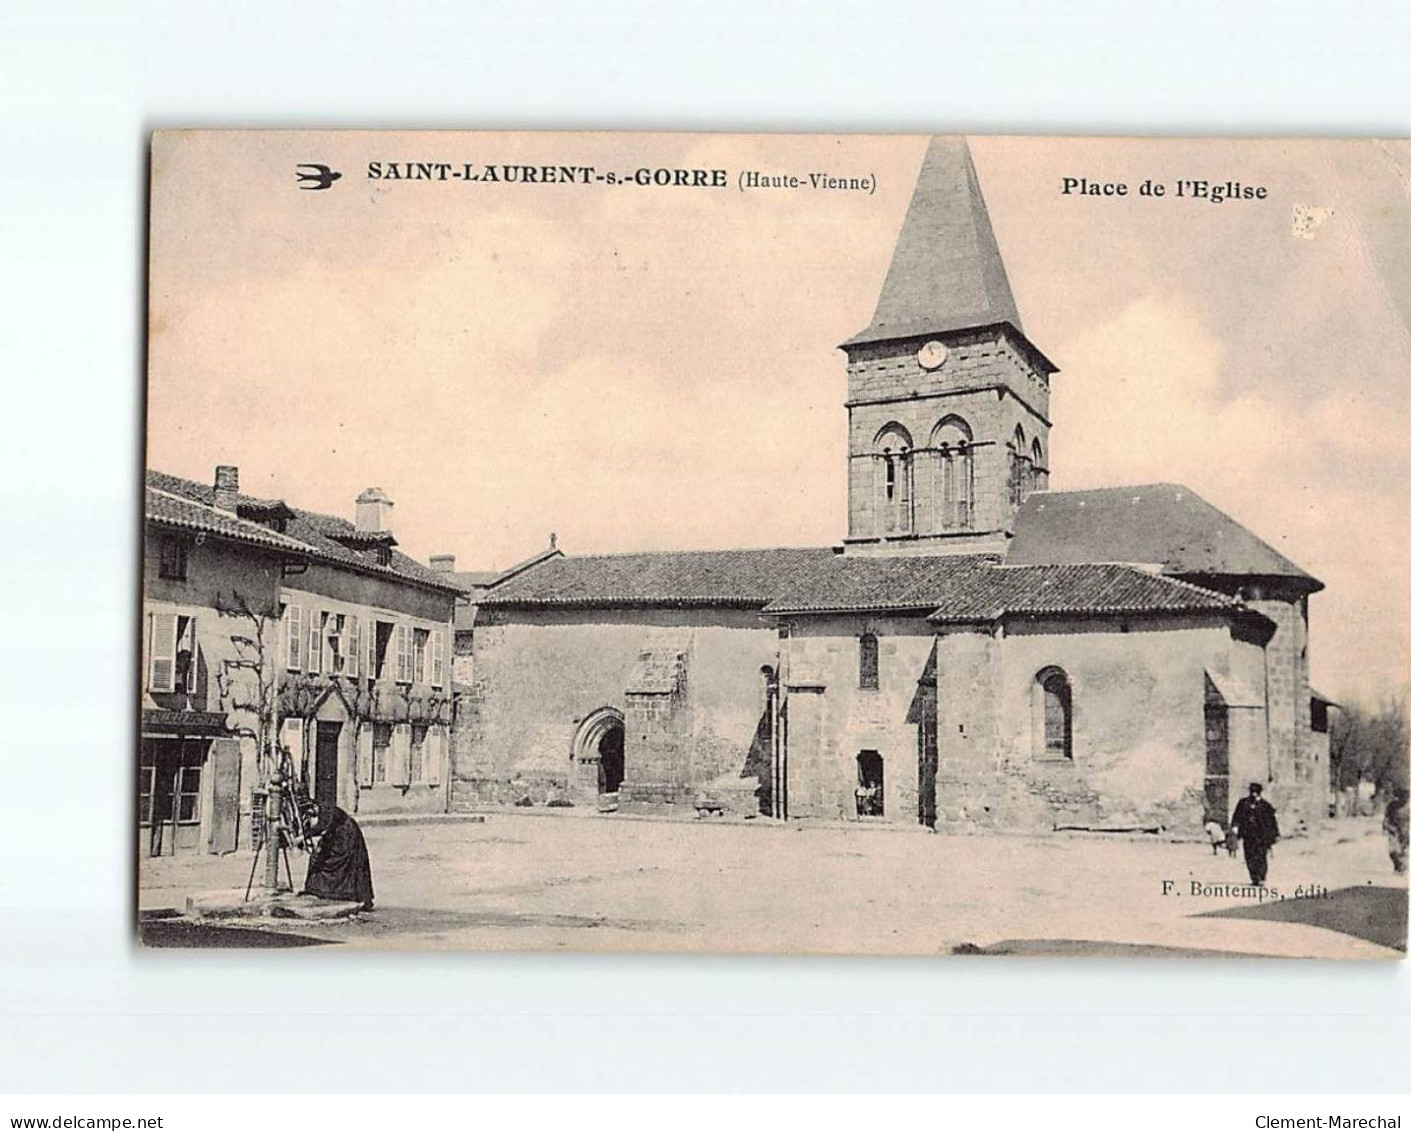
[409,724,428,783]
[138,750,156,827]
[158,538,188,580]
[146,611,196,694]
[931,416,974,531]
[1037,667,1073,760]
[413,628,430,684]
[174,615,197,695]
[325,613,345,675]
[368,620,393,681]
[856,750,884,817]
[859,632,879,690]
[285,604,303,671]
[873,423,914,535]
[372,722,392,784]
[175,744,203,824]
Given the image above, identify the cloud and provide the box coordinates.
[1054,293,1411,701]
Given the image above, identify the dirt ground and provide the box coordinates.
[137,811,1407,958]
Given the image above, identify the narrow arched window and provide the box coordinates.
[858,632,879,690]
[931,416,974,531]
[1009,424,1031,506]
[873,424,913,536]
[1036,667,1073,760]
[1030,438,1048,491]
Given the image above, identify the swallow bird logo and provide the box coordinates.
[295,163,342,191]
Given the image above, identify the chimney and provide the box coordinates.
[355,487,394,533]
[213,465,239,513]
[429,554,456,573]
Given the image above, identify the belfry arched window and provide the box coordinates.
[1035,666,1073,760]
[1008,424,1031,506]
[1030,438,1048,492]
[874,424,913,536]
[931,416,974,531]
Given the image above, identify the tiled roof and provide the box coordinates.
[924,562,1245,623]
[1007,483,1321,590]
[759,553,1241,620]
[145,470,462,594]
[145,487,311,555]
[762,553,999,614]
[479,543,1251,628]
[479,547,840,609]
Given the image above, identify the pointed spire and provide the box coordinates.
[845,136,1022,347]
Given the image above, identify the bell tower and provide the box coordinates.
[842,136,1058,556]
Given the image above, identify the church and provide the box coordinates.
[452,137,1328,837]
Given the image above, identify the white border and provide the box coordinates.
[1,0,1407,1096]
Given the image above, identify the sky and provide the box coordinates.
[146,132,1411,704]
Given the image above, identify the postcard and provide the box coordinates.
[140,130,1409,956]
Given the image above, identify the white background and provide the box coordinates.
[1,0,1408,1095]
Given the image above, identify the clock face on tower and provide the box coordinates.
[917,340,948,370]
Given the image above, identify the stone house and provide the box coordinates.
[143,468,462,853]
[141,471,306,857]
[455,136,1327,837]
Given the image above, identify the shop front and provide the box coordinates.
[139,710,242,857]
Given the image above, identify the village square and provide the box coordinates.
[138,136,1409,955]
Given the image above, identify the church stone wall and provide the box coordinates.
[781,616,937,821]
[844,328,1051,416]
[1247,593,1317,832]
[987,616,1235,835]
[455,607,777,810]
[778,613,1263,837]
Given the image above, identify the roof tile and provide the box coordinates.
[145,470,461,593]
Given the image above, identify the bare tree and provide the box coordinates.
[213,589,280,782]
[1331,688,1410,804]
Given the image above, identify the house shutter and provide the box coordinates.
[366,620,378,679]
[356,726,373,786]
[308,613,322,675]
[286,605,303,671]
[431,630,445,687]
[149,611,177,693]
[390,724,411,785]
[425,727,443,785]
[347,617,360,678]
[396,625,410,682]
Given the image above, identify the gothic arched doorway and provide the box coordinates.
[572,707,626,803]
[597,724,625,795]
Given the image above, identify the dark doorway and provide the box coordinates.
[597,723,625,795]
[856,750,884,817]
[1203,677,1230,823]
[916,684,937,828]
[315,722,341,815]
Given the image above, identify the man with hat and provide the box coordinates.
[1230,782,1280,885]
